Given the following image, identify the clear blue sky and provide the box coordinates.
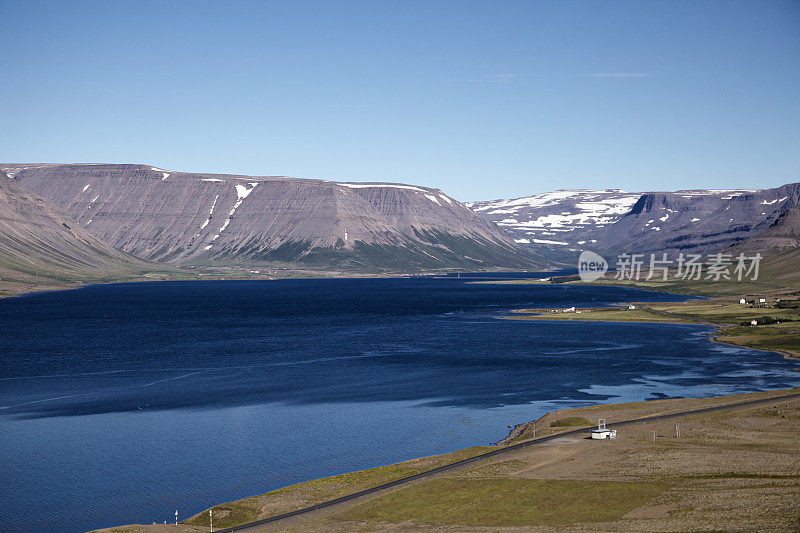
[1,0,798,201]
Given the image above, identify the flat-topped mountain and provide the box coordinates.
[596,185,800,256]
[470,185,800,263]
[8,162,793,275]
[5,164,541,271]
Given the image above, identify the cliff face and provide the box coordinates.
[0,170,151,281]
[470,185,800,263]
[6,164,541,271]
[595,185,800,256]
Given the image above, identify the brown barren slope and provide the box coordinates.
[0,171,162,296]
[7,163,543,271]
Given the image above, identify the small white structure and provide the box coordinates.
[591,418,617,440]
[750,319,758,326]
[563,306,576,313]
[739,298,747,304]
[628,305,637,310]
[759,298,767,304]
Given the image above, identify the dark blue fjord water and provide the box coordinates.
[1,278,799,532]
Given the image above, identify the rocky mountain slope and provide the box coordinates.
[595,184,800,256]
[470,185,800,263]
[0,170,153,284]
[5,164,542,271]
[729,204,800,255]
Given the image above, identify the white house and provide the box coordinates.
[739,298,747,304]
[591,418,617,439]
[750,319,758,326]
[628,305,637,310]
[759,298,767,304]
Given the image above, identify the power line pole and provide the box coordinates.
[210,509,213,532]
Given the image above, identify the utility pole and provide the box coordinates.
[675,421,680,438]
[532,422,536,438]
[175,510,178,526]
[653,429,657,442]
[210,509,213,532]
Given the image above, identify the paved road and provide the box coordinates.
[217,389,800,532]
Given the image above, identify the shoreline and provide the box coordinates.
[707,333,800,362]
[92,386,800,532]
[14,278,799,530]
[510,314,800,361]
[0,268,568,300]
[89,299,800,530]
[504,301,800,361]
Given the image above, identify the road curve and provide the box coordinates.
[216,389,800,532]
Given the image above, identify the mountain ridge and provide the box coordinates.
[4,163,543,272]
[469,184,800,264]
[596,183,800,257]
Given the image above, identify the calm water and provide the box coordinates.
[1,278,799,532]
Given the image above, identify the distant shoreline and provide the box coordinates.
[503,299,800,362]
[0,268,564,300]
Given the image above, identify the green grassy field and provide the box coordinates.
[505,306,694,323]
[493,267,800,360]
[182,446,491,529]
[343,478,669,527]
[549,416,593,427]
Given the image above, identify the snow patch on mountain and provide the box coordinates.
[467,190,641,248]
[425,194,441,205]
[337,183,428,193]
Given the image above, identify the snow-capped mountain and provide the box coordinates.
[466,190,641,250]
[468,186,800,264]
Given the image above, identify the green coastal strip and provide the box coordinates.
[93,387,800,532]
[502,297,800,360]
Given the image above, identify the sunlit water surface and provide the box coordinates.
[2,277,799,532]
